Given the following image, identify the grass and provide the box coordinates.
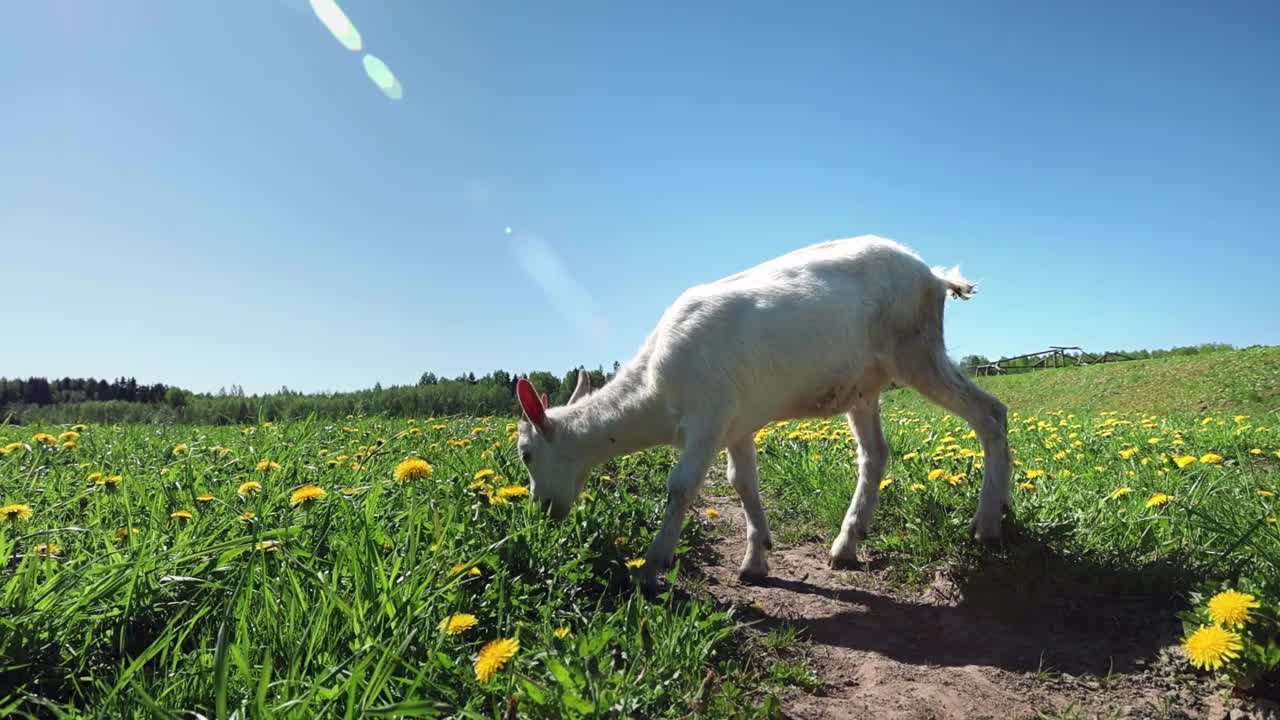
[885,346,1280,419]
[0,418,780,719]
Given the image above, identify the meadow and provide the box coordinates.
[3,357,1279,717]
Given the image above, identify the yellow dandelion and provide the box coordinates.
[1025,470,1045,480]
[494,485,528,499]
[1182,625,1242,671]
[1019,482,1036,492]
[239,512,256,523]
[170,510,193,520]
[1258,489,1275,498]
[172,444,190,456]
[486,494,509,506]
[625,558,646,568]
[1233,415,1249,423]
[1249,448,1261,455]
[394,457,433,483]
[87,471,104,483]
[1146,492,1172,508]
[33,543,60,557]
[61,440,78,450]
[474,637,519,683]
[902,452,919,461]
[2,503,34,522]
[196,494,215,503]
[238,481,263,496]
[439,613,479,635]
[341,486,367,496]
[1109,487,1133,500]
[879,478,893,490]
[289,484,327,507]
[554,627,571,639]
[1207,590,1260,628]
[97,474,122,488]
[256,540,282,552]
[1174,455,1197,469]
[910,482,926,491]
[256,459,281,472]
[927,469,945,481]
[1119,448,1138,460]
[1199,453,1223,464]
[32,432,57,446]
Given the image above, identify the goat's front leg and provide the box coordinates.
[639,423,718,589]
[727,436,771,582]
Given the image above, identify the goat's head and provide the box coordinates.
[515,371,593,520]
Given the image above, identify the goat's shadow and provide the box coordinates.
[697,517,1199,678]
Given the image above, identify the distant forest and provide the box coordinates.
[1,343,1244,425]
[1,366,618,426]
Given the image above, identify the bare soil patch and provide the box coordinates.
[687,493,1279,720]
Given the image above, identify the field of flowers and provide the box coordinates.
[2,405,1279,716]
[751,408,1280,690]
[0,418,772,719]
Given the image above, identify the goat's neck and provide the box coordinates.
[562,379,672,466]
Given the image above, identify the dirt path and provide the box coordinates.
[690,493,1277,720]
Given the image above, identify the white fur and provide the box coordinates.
[516,234,1010,587]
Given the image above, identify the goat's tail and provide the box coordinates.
[931,265,977,300]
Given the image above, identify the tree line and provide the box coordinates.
[1,364,621,426]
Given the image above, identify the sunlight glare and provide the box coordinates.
[309,0,362,52]
[363,54,404,100]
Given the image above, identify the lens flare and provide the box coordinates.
[309,0,362,51]
[363,54,404,99]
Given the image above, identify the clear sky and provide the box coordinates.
[3,1,1277,395]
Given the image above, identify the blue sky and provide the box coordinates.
[3,1,1277,395]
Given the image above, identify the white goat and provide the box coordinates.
[515,234,1010,588]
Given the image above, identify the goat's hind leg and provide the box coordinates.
[901,351,1011,543]
[829,396,889,569]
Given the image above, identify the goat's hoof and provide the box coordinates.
[738,565,769,585]
[828,554,860,571]
[969,520,1002,547]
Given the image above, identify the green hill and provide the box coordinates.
[883,345,1280,419]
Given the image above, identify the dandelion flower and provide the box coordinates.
[554,627,571,639]
[1119,448,1138,460]
[1199,453,1223,464]
[879,478,893,490]
[61,441,78,450]
[1145,492,1171,508]
[289,484,327,507]
[1207,590,1260,629]
[34,543,59,557]
[486,494,509,506]
[172,444,190,456]
[1182,625,1242,671]
[910,483,926,491]
[1258,489,1275,498]
[496,485,529,498]
[1109,487,1133,500]
[256,540,282,552]
[439,613,478,635]
[341,486,366,497]
[705,508,721,519]
[1,503,33,522]
[1025,470,1045,480]
[239,512,256,523]
[1173,455,1197,469]
[394,458,433,483]
[474,469,496,480]
[97,474,122,488]
[474,637,519,683]
[256,459,281,472]
[927,469,945,481]
[902,452,919,461]
[196,494,215,503]
[170,510,193,520]
[1019,482,1036,492]
[1249,448,1262,456]
[625,558,646,569]
[238,481,263,496]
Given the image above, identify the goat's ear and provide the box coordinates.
[517,378,552,436]
[569,370,592,404]
[539,392,549,409]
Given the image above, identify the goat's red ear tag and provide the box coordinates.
[516,378,549,432]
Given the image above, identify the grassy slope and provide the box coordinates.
[882,346,1280,419]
